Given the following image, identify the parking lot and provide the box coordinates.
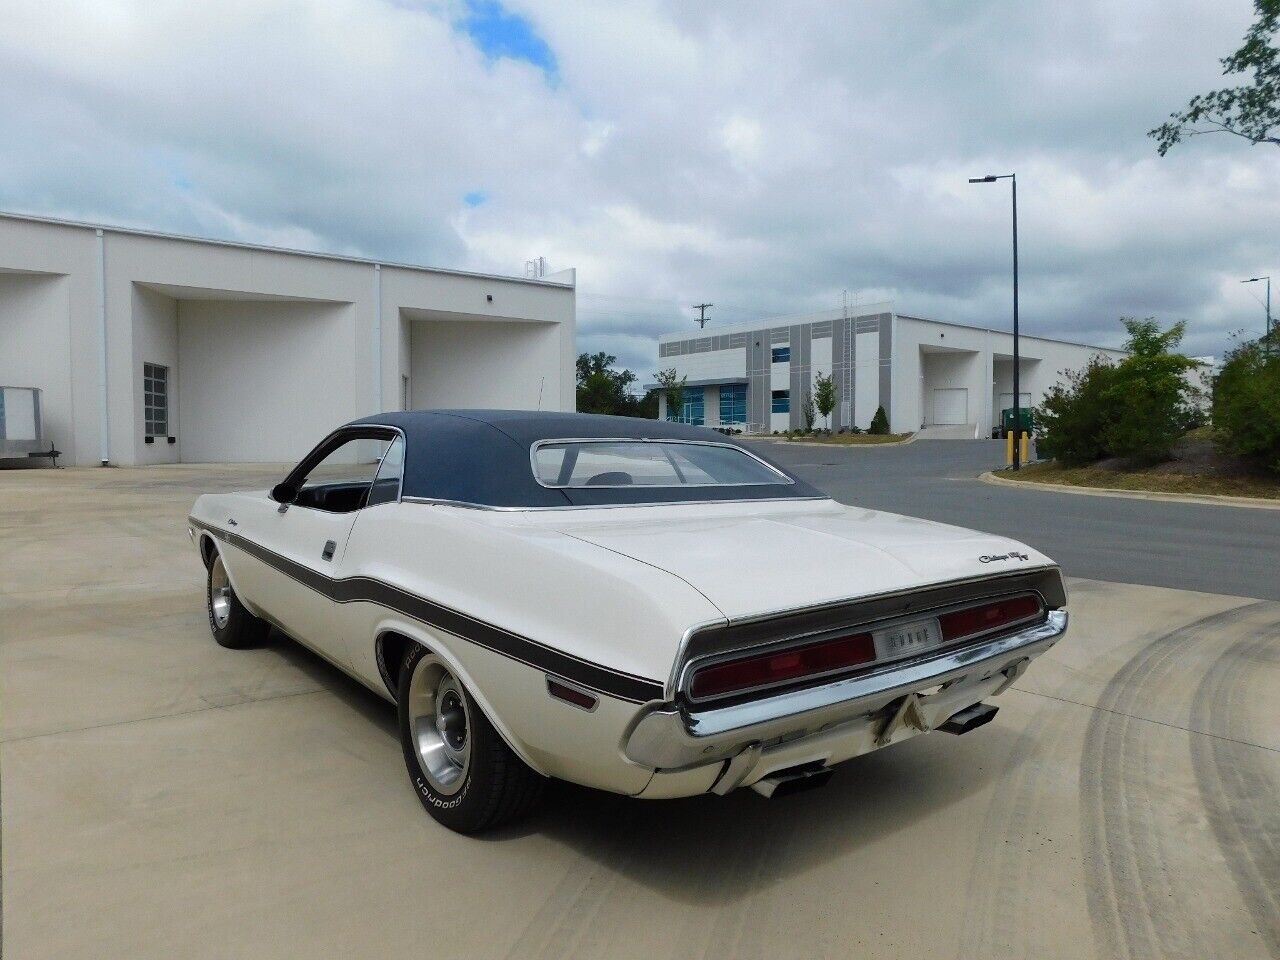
[2,454,1278,959]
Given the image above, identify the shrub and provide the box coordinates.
[869,406,890,435]
[1098,319,1200,464]
[1037,358,1117,466]
[1214,334,1280,473]
[1038,318,1200,467]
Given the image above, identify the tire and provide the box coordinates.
[397,643,544,833]
[206,550,270,649]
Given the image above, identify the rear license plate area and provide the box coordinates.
[872,617,943,661]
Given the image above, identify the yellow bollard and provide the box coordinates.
[1021,431,1030,463]
[1006,431,1014,465]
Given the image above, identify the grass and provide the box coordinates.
[997,460,1280,501]
[779,432,912,445]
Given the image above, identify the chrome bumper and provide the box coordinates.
[624,609,1068,770]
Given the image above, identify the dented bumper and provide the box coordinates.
[623,610,1067,783]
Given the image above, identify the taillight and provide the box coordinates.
[939,594,1042,642]
[690,632,876,700]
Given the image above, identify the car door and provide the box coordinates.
[243,428,399,668]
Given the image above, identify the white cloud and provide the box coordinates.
[0,0,1273,376]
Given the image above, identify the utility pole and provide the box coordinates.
[692,303,713,329]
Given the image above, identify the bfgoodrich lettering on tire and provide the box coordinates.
[397,644,545,833]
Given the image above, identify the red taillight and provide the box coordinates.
[690,632,876,699]
[939,594,1042,642]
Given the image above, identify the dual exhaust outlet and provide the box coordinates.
[749,701,1000,798]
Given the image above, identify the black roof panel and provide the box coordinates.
[348,409,822,507]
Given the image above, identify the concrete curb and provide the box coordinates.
[978,470,1280,511]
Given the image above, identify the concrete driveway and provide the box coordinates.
[1,464,1277,959]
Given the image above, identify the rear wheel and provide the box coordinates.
[397,644,544,833]
[206,551,270,649]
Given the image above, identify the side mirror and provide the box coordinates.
[271,482,298,505]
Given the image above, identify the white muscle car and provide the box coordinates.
[189,410,1068,832]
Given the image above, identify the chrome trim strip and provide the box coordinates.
[400,494,829,512]
[528,437,795,490]
[624,610,1066,769]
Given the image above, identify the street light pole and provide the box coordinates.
[1242,276,1272,353]
[970,173,1021,469]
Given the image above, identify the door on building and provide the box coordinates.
[932,388,968,425]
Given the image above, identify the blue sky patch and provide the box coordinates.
[461,1,558,84]
[463,190,488,207]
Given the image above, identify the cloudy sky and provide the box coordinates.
[2,0,1275,376]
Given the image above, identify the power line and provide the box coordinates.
[692,303,713,328]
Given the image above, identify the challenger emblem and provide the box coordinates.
[980,551,1030,563]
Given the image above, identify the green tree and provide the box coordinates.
[653,368,687,422]
[1099,319,1200,463]
[869,405,890,435]
[813,371,837,429]
[1037,357,1119,466]
[1151,0,1280,154]
[801,391,816,431]
[576,352,639,416]
[1213,331,1280,473]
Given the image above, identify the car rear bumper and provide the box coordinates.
[623,609,1067,775]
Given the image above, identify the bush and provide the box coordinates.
[1037,358,1117,466]
[1214,335,1280,474]
[869,406,890,434]
[1037,318,1200,467]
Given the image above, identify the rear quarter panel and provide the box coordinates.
[337,502,724,792]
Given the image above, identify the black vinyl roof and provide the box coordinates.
[349,409,823,508]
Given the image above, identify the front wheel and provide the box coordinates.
[206,551,270,649]
[397,644,544,833]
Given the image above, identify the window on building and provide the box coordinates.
[666,386,705,425]
[719,384,747,425]
[144,363,168,438]
[771,346,791,364]
[771,389,790,414]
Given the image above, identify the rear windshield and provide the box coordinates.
[532,440,791,489]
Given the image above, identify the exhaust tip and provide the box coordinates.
[939,702,999,735]
[750,763,834,798]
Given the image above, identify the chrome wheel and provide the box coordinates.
[209,555,233,630]
[407,654,472,795]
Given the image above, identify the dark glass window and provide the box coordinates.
[771,346,790,364]
[771,389,790,414]
[143,363,168,437]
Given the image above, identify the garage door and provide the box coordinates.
[932,388,968,425]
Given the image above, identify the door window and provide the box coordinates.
[366,436,405,507]
[291,434,396,513]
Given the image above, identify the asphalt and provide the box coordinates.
[1,462,1278,959]
[757,438,1280,601]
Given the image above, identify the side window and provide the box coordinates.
[292,435,393,513]
[365,436,405,507]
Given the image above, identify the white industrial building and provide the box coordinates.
[655,304,1130,435]
[0,212,576,466]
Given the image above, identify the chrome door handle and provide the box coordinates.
[321,540,336,561]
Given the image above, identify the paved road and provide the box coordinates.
[2,465,1277,960]
[757,439,1280,601]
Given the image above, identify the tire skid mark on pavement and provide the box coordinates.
[1189,618,1280,958]
[1080,602,1270,960]
[956,694,1075,959]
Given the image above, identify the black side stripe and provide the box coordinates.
[189,517,665,703]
